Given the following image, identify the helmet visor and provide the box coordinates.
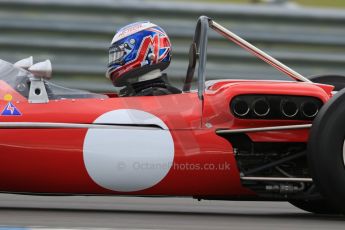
[109,45,125,65]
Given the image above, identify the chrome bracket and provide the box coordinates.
[28,78,49,104]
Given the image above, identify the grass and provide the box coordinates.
[297,0,345,8]
[190,0,345,8]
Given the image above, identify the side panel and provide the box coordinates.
[0,128,250,196]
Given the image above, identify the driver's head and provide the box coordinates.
[106,21,172,87]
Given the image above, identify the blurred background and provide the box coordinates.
[1,0,345,92]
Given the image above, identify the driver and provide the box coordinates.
[106,21,181,97]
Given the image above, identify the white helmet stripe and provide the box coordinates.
[111,22,157,44]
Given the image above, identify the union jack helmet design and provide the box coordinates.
[106,21,172,87]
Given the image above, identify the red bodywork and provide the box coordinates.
[0,79,333,197]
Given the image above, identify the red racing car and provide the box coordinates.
[1,16,345,215]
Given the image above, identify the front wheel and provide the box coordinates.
[289,199,339,215]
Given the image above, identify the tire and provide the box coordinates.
[308,88,345,215]
[289,199,339,215]
[309,74,345,91]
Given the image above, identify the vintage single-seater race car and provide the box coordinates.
[1,16,345,215]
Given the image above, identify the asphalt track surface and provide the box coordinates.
[0,194,344,230]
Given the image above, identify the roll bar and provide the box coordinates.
[184,16,312,101]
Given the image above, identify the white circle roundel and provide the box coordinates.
[83,109,174,192]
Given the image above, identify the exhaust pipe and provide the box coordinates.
[252,98,270,117]
[232,99,250,117]
[301,101,319,118]
[281,100,299,118]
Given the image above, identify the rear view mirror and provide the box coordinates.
[14,56,33,69]
[28,60,52,79]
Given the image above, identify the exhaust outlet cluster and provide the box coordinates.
[230,95,322,120]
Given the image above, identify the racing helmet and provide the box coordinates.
[106,21,172,87]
